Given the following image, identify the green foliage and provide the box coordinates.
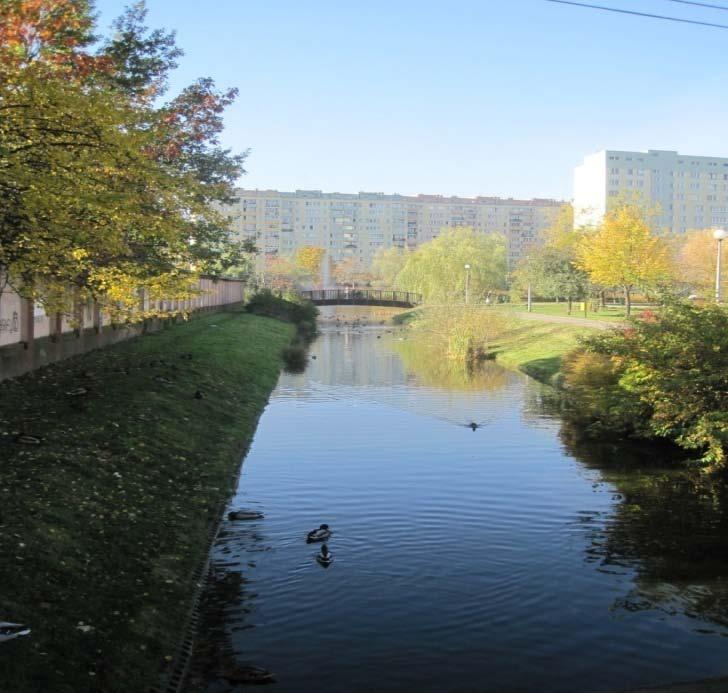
[0,1,248,318]
[281,344,308,372]
[371,246,408,286]
[512,247,588,307]
[563,302,728,469]
[245,289,318,327]
[396,227,507,303]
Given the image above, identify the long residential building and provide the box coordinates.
[223,189,564,269]
[574,149,728,231]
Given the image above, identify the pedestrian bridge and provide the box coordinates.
[299,289,422,308]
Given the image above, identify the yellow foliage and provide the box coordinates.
[676,229,728,297]
[575,204,673,313]
[294,246,326,281]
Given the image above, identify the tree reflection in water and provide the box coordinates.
[527,382,728,633]
[393,338,510,393]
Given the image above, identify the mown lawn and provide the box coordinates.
[0,310,293,692]
[489,320,595,383]
[502,301,627,321]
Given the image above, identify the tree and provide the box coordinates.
[396,227,507,303]
[576,204,672,315]
[332,257,371,287]
[512,248,588,313]
[676,229,728,298]
[263,256,298,292]
[0,1,247,319]
[371,246,408,287]
[541,203,579,251]
[294,246,326,285]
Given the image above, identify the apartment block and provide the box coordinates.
[574,149,728,232]
[222,189,563,270]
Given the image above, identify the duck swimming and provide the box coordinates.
[316,544,333,566]
[306,524,332,543]
[0,622,30,643]
[228,510,264,521]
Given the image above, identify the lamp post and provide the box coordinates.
[464,264,471,305]
[714,228,727,303]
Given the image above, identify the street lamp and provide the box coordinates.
[464,264,471,305]
[714,228,727,303]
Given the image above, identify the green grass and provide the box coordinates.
[502,301,627,321]
[0,310,294,692]
[489,320,596,383]
[391,308,422,325]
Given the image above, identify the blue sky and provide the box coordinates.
[93,0,728,200]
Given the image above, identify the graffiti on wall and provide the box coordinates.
[0,310,19,334]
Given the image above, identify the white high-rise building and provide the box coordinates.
[222,189,563,270]
[574,149,728,232]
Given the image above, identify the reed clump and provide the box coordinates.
[409,305,514,362]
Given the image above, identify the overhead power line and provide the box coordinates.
[663,0,728,10]
[544,0,728,28]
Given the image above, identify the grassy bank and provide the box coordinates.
[392,305,595,384]
[0,310,294,692]
[490,320,594,383]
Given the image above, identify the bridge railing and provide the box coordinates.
[300,289,422,306]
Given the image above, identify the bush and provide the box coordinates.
[562,301,728,469]
[246,289,318,327]
[561,349,648,436]
[248,290,318,371]
[281,344,308,372]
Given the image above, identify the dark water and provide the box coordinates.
[191,323,728,693]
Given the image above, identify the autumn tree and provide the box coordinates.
[576,204,672,315]
[0,1,247,318]
[263,256,305,292]
[396,227,507,303]
[676,229,728,298]
[294,246,326,285]
[332,257,371,287]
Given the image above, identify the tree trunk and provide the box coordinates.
[567,297,572,315]
[624,287,631,316]
[600,290,606,309]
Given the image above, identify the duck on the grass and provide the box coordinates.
[228,510,264,521]
[306,524,332,543]
[0,622,30,643]
[316,544,333,566]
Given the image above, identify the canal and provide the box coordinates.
[188,319,728,692]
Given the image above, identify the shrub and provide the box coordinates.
[281,344,308,372]
[562,301,728,469]
[246,289,318,327]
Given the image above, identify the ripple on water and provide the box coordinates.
[193,327,728,693]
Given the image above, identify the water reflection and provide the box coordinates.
[529,384,728,634]
[190,323,728,693]
[393,337,510,393]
